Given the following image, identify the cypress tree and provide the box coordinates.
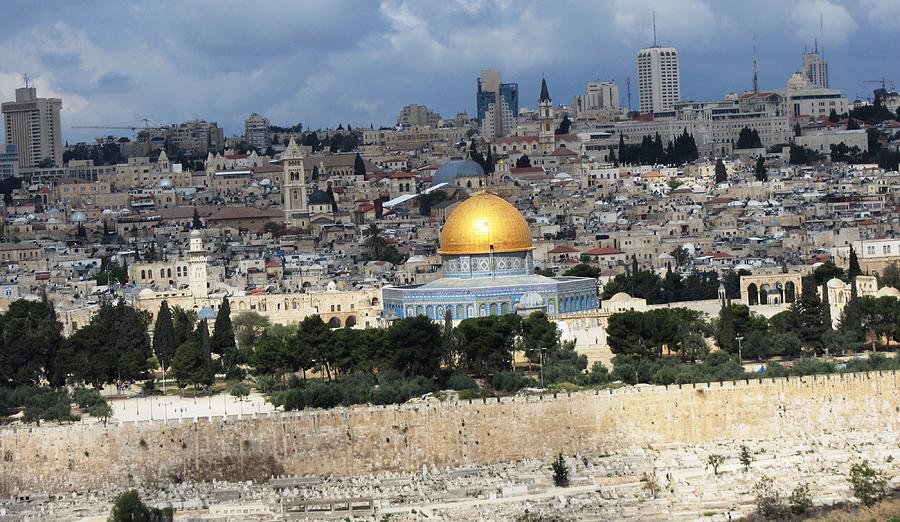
[210,297,237,366]
[353,153,366,177]
[715,158,727,184]
[791,275,827,354]
[152,301,177,372]
[848,247,862,278]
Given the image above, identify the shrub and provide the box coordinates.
[707,454,725,475]
[72,387,103,410]
[585,362,610,385]
[340,372,376,405]
[791,358,835,376]
[491,371,536,392]
[849,461,887,507]
[739,445,754,471]
[753,476,789,520]
[447,373,477,391]
[109,490,173,522]
[229,382,249,400]
[551,453,569,487]
[789,483,812,515]
[23,388,78,424]
[254,375,282,394]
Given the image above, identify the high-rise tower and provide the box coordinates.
[637,46,680,114]
[476,70,518,139]
[1,81,62,170]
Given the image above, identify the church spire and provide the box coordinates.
[539,77,551,103]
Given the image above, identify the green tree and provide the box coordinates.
[210,298,238,369]
[249,332,291,378]
[152,301,177,373]
[813,261,845,285]
[233,312,271,351]
[754,156,767,181]
[714,158,727,183]
[519,311,560,365]
[551,453,569,487]
[191,207,202,229]
[790,275,827,353]
[515,154,531,168]
[0,298,64,387]
[385,316,443,378]
[707,453,725,475]
[877,262,900,290]
[172,307,196,346]
[353,153,366,177]
[555,114,572,135]
[454,315,521,375]
[848,246,862,278]
[294,315,334,379]
[171,341,213,390]
[108,490,174,522]
[562,263,599,278]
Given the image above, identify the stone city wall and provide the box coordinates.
[0,371,896,496]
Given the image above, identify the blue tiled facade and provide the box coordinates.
[383,250,598,321]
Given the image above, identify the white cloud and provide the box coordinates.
[859,0,900,28]
[788,0,857,47]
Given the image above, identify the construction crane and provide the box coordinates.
[863,78,895,92]
[71,118,162,141]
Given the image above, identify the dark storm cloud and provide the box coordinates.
[0,0,895,143]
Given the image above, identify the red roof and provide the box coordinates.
[549,245,579,254]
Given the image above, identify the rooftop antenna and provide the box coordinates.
[23,73,31,88]
[652,10,657,47]
[819,13,824,55]
[626,76,632,112]
[752,32,759,94]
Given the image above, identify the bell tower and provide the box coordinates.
[538,77,555,154]
[283,136,309,228]
[188,230,208,299]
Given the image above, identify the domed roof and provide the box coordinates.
[308,189,332,205]
[439,192,532,255]
[431,159,484,187]
[158,178,173,188]
[516,291,544,310]
[70,211,87,223]
[197,306,216,320]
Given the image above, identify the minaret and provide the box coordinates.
[282,137,309,228]
[538,78,555,154]
[188,230,208,299]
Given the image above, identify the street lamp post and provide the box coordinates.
[736,335,744,366]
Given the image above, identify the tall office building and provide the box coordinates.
[637,47,680,114]
[802,46,828,88]
[244,113,270,150]
[0,144,18,179]
[476,70,518,138]
[396,104,442,127]
[573,80,620,120]
[2,85,63,170]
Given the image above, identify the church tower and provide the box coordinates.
[538,78,555,154]
[282,137,309,229]
[188,230,208,299]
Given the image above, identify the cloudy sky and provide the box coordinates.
[1,0,897,143]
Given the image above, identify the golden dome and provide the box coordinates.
[439,193,533,255]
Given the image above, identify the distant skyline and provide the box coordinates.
[2,0,898,143]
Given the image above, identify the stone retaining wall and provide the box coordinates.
[0,371,896,495]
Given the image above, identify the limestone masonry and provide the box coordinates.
[0,371,897,496]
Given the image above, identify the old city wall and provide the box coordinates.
[0,371,897,495]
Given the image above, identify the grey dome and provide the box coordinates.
[197,306,216,320]
[158,178,173,188]
[431,159,484,187]
[70,211,87,223]
[308,189,332,205]
[516,291,545,310]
